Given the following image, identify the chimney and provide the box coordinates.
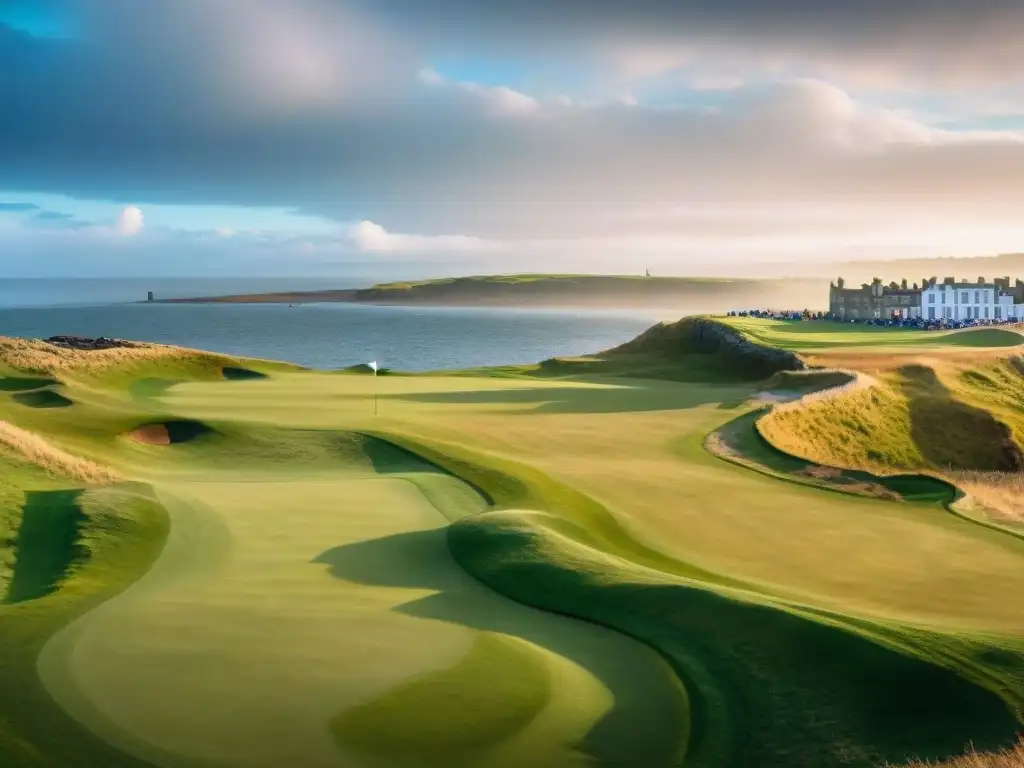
[837,277,845,289]
[147,291,154,302]
[901,279,908,290]
[978,276,986,284]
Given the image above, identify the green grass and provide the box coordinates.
[0,333,1021,767]
[720,317,1024,351]
[354,274,825,310]
[0,468,168,768]
[332,632,552,766]
[760,359,1024,475]
[368,274,757,291]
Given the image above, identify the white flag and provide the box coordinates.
[368,361,378,373]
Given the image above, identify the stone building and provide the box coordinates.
[830,276,1024,321]
[829,277,921,320]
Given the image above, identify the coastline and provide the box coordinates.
[145,274,827,310]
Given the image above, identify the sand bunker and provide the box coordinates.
[128,420,213,446]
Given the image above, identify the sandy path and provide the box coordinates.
[38,473,684,768]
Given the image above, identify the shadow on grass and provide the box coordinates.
[898,366,1024,472]
[12,389,73,409]
[0,376,59,392]
[5,490,86,604]
[361,436,451,476]
[222,366,268,381]
[314,528,685,768]
[449,511,1023,768]
[385,380,753,415]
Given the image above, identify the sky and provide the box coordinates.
[3,1,1024,277]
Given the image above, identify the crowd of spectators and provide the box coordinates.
[726,309,1022,330]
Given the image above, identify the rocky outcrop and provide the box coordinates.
[43,336,137,351]
[606,316,806,379]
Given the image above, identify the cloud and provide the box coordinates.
[688,75,745,92]
[416,67,445,86]
[0,202,41,212]
[4,2,1024,274]
[364,1,1024,90]
[114,205,144,236]
[33,210,74,221]
[417,67,539,116]
[348,220,500,254]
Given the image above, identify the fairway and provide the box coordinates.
[720,316,1024,351]
[0,330,1022,768]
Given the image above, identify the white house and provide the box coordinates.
[921,277,1004,322]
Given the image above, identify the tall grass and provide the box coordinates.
[947,471,1024,523]
[0,337,217,376]
[0,420,118,484]
[892,737,1024,767]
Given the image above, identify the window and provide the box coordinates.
[942,292,947,304]
[996,306,1002,319]
[928,307,936,319]
[962,292,969,303]
[984,307,990,318]
[929,294,936,304]
[984,292,990,304]
[975,291,980,303]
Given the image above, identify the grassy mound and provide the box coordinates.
[332,632,550,764]
[605,316,806,381]
[373,433,1022,768]
[709,410,955,503]
[760,360,1024,475]
[0,470,168,768]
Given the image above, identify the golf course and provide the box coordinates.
[1,317,1023,768]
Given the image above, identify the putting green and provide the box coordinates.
[37,466,685,768]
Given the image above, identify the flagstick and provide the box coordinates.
[373,366,378,416]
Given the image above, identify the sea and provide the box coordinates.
[0,278,669,371]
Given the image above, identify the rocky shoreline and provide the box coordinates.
[43,335,138,351]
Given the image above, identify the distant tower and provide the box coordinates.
[147,291,154,302]
[645,268,650,277]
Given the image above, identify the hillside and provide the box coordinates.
[717,317,1024,525]
[0,326,1021,767]
[158,273,827,310]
